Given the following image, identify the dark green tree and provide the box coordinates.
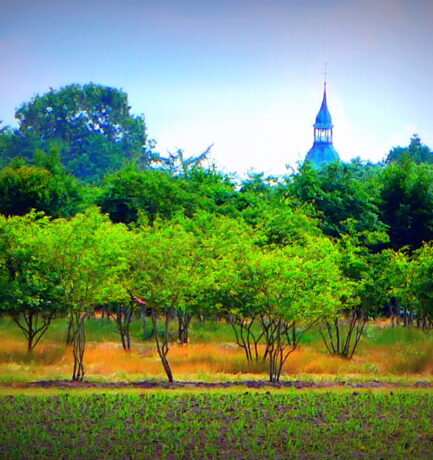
[0,125,15,168]
[235,173,280,218]
[182,167,237,216]
[407,243,433,327]
[0,148,83,217]
[288,160,384,240]
[97,165,194,224]
[98,164,238,224]
[12,83,149,181]
[387,135,433,164]
[380,158,433,249]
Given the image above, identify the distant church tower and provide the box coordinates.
[304,81,340,168]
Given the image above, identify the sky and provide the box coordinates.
[1,0,432,176]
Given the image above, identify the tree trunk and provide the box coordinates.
[262,318,302,383]
[116,302,133,351]
[141,307,154,339]
[66,315,74,346]
[228,315,252,364]
[70,312,86,381]
[177,311,192,344]
[319,310,368,359]
[152,309,173,383]
[12,310,54,353]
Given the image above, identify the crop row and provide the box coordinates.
[1,391,433,459]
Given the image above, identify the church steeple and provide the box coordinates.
[304,81,340,168]
[314,84,333,137]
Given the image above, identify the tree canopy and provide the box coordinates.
[386,135,433,164]
[5,83,149,181]
[0,149,83,217]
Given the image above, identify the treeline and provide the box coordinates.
[1,83,433,383]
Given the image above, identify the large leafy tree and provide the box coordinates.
[380,159,433,250]
[0,149,83,217]
[0,126,15,168]
[181,167,238,217]
[97,165,194,224]
[387,135,433,164]
[402,244,433,327]
[42,208,129,380]
[184,212,264,362]
[216,236,348,382]
[288,160,384,240]
[0,213,64,351]
[129,220,200,382]
[206,212,348,382]
[98,165,238,225]
[256,240,348,383]
[10,83,149,181]
[320,237,393,358]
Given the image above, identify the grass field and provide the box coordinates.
[0,317,433,383]
[1,389,433,459]
[1,318,433,459]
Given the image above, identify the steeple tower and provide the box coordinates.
[304,78,340,168]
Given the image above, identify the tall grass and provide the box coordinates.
[0,338,65,365]
[1,317,433,382]
[189,320,235,343]
[365,324,433,345]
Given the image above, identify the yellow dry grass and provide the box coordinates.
[1,334,433,382]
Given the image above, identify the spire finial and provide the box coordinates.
[322,62,327,89]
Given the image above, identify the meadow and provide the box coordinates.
[2,317,433,459]
[1,316,433,384]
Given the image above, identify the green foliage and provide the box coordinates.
[380,158,433,249]
[42,208,130,312]
[0,213,62,313]
[182,167,238,216]
[235,172,280,216]
[215,233,348,323]
[407,243,433,321]
[11,83,149,181]
[98,165,238,224]
[97,165,194,223]
[387,135,433,164]
[289,160,384,239]
[0,126,15,168]
[234,173,322,247]
[0,149,83,217]
[130,220,198,311]
[0,213,66,350]
[338,238,393,314]
[38,208,131,379]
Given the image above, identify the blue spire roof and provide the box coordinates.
[304,82,340,169]
[305,143,339,167]
[314,85,333,129]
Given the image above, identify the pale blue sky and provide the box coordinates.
[1,0,432,175]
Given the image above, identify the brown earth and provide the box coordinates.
[3,379,433,390]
